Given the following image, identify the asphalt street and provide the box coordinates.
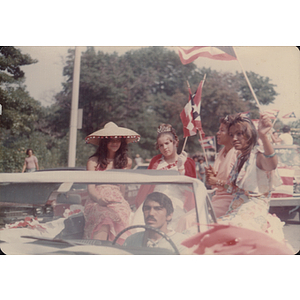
[283,222,300,254]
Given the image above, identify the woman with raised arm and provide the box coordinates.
[218,113,287,243]
[83,122,140,243]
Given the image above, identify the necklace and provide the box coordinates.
[223,148,230,157]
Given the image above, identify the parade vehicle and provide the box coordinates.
[269,145,300,222]
[133,163,150,170]
[0,169,217,255]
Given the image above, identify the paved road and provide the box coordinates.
[270,206,300,254]
[283,222,300,254]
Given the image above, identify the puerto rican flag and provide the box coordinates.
[180,80,205,138]
[271,167,294,198]
[178,46,237,65]
[282,112,297,119]
[199,136,216,149]
[264,109,280,119]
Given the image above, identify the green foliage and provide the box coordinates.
[1,46,279,171]
[46,46,278,162]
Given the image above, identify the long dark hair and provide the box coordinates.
[219,115,234,131]
[90,138,129,170]
[228,113,258,175]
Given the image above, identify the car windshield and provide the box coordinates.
[274,147,300,168]
[0,179,214,254]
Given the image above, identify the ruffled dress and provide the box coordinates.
[218,147,286,243]
[83,182,131,243]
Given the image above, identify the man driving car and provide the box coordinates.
[124,192,187,253]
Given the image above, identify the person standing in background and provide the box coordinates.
[192,155,201,180]
[22,149,39,173]
[198,157,206,183]
[135,154,143,166]
[271,125,293,145]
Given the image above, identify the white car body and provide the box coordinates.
[0,170,216,255]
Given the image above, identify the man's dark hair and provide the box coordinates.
[282,125,290,133]
[143,192,174,216]
[26,149,33,155]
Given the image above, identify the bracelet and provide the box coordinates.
[216,180,224,186]
[263,152,276,158]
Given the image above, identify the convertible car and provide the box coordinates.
[0,169,217,255]
[0,169,295,255]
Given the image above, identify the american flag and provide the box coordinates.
[282,112,297,119]
[199,136,215,149]
[180,80,205,138]
[264,109,280,119]
[178,46,237,65]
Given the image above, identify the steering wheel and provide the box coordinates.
[112,225,180,255]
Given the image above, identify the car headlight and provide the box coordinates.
[35,207,44,215]
[45,206,53,214]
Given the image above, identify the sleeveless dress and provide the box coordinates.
[218,147,286,243]
[83,167,131,244]
[210,147,238,217]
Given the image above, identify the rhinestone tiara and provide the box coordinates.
[157,125,172,134]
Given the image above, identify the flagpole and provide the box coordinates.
[233,47,262,112]
[202,73,207,86]
[68,46,82,167]
[199,74,209,165]
[199,133,209,165]
[181,81,192,154]
[181,137,188,153]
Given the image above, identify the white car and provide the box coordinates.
[0,169,216,255]
[269,145,300,221]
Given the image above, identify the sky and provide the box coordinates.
[18,46,300,124]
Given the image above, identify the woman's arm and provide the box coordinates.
[35,157,39,170]
[86,157,108,205]
[21,161,26,173]
[256,113,278,171]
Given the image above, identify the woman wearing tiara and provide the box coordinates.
[134,124,196,221]
[148,124,196,177]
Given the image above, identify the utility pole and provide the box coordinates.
[68,46,82,167]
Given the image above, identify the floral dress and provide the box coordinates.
[83,182,131,244]
[218,147,286,243]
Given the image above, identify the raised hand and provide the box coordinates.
[258,112,272,137]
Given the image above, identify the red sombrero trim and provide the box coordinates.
[85,135,140,144]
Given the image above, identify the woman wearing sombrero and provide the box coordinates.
[83,122,140,242]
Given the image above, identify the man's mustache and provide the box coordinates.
[146,216,157,222]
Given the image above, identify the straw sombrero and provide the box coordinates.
[85,122,140,146]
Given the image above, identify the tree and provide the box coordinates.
[0,47,41,136]
[0,47,65,172]
[47,46,279,163]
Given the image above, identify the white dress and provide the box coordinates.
[218,147,287,243]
